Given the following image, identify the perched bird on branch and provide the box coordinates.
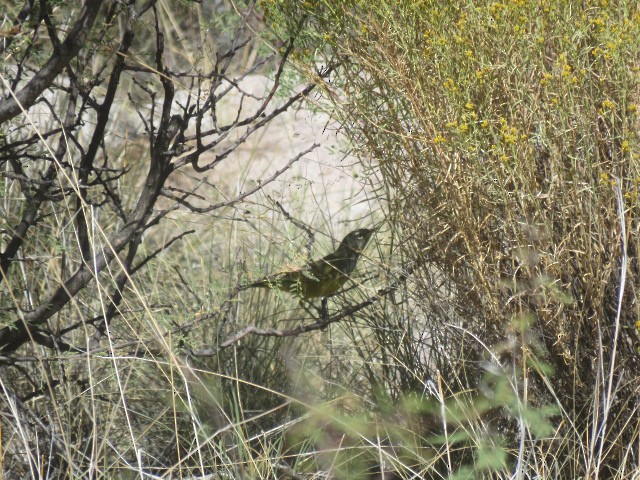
[242,228,375,299]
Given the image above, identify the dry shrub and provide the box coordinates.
[269,0,640,476]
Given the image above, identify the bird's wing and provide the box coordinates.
[303,253,342,281]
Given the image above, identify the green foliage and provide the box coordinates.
[284,352,557,479]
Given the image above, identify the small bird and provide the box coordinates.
[242,228,375,299]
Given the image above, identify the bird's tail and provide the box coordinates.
[238,279,271,291]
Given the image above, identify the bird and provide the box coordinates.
[242,228,375,299]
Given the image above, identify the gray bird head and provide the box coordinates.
[340,228,375,253]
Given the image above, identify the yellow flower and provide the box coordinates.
[540,72,553,86]
[465,102,475,110]
[490,2,505,15]
[443,78,458,92]
[503,133,517,144]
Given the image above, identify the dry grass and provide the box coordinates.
[3,0,640,478]
[1,1,384,478]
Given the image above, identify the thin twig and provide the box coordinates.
[192,273,407,356]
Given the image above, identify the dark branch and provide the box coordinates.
[192,273,408,356]
[0,0,104,123]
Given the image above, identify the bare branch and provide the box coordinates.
[169,143,319,213]
[193,274,408,356]
[0,0,104,123]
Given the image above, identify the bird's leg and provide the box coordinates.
[319,297,329,320]
[297,298,329,322]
